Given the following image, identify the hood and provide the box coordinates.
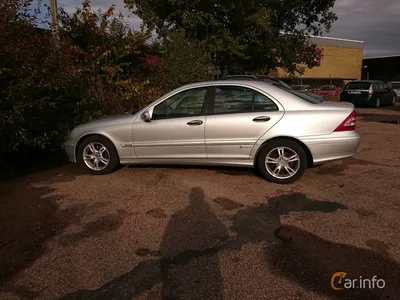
[75,113,135,131]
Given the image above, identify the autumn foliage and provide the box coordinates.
[0,0,209,167]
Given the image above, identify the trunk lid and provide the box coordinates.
[341,82,371,103]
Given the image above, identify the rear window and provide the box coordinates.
[282,89,321,104]
[274,79,292,90]
[345,82,371,90]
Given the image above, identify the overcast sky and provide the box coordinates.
[58,0,400,58]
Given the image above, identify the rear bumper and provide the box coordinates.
[340,95,376,106]
[300,131,360,165]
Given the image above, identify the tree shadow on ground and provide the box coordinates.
[267,226,400,299]
[61,187,228,300]
[0,174,78,287]
[60,191,400,299]
[0,166,115,295]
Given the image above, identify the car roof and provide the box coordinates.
[222,74,280,82]
[349,80,382,83]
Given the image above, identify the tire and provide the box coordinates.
[77,135,120,175]
[391,95,397,106]
[376,97,381,108]
[256,139,307,184]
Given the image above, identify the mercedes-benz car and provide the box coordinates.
[64,80,360,184]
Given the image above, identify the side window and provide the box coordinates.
[382,83,389,90]
[254,92,278,112]
[378,83,385,90]
[152,87,207,120]
[213,86,278,114]
[372,83,379,91]
[214,86,253,114]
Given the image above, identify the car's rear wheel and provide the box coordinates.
[77,135,120,175]
[376,97,381,108]
[256,139,307,184]
[391,95,397,106]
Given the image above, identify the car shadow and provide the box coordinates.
[382,103,400,112]
[128,164,259,177]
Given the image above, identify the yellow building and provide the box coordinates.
[269,36,364,87]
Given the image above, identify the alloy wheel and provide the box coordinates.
[265,146,300,179]
[82,142,110,171]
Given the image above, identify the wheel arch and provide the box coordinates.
[253,136,314,168]
[74,133,119,162]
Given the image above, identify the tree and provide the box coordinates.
[124,0,337,75]
[159,31,210,90]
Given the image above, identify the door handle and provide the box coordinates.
[187,120,203,126]
[252,116,271,122]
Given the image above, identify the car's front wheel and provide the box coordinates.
[77,135,120,175]
[257,139,307,184]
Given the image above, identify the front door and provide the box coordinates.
[205,85,284,160]
[132,87,210,159]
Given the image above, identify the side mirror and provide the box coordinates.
[141,111,151,122]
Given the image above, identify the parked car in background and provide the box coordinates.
[315,85,341,97]
[292,85,314,93]
[340,80,396,107]
[388,81,400,99]
[65,80,360,184]
[221,75,325,102]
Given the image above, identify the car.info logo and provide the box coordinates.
[331,272,386,290]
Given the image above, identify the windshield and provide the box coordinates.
[345,82,371,90]
[292,85,302,90]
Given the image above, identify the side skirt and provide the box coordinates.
[119,158,254,168]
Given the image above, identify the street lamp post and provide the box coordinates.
[363,65,369,80]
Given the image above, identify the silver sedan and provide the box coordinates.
[64,80,360,184]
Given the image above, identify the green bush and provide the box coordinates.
[159,32,210,90]
[0,1,154,165]
[0,1,215,169]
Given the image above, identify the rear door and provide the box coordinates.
[205,85,284,160]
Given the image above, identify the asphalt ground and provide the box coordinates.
[1,104,400,300]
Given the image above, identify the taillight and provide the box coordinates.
[334,110,356,131]
[368,86,373,95]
